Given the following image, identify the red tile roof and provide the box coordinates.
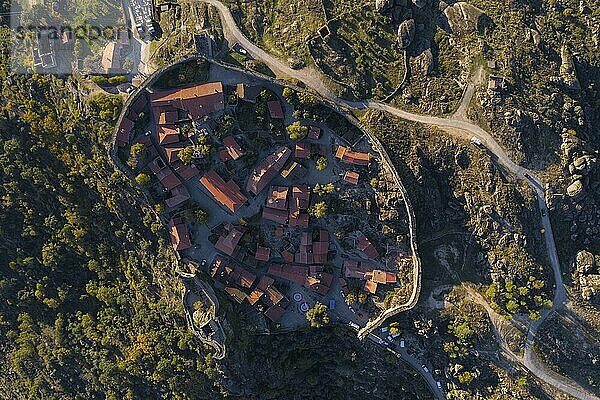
[165,184,190,208]
[157,168,182,191]
[231,266,256,289]
[255,246,271,262]
[268,263,308,286]
[343,260,371,279]
[364,280,377,294]
[343,171,360,185]
[116,117,133,147]
[291,185,310,209]
[247,289,264,305]
[335,146,370,166]
[308,126,321,140]
[168,217,191,251]
[157,125,180,145]
[219,149,232,162]
[368,269,397,284]
[154,106,178,125]
[262,207,288,225]
[223,136,244,160]
[281,250,294,263]
[358,234,380,259]
[275,227,284,237]
[266,186,288,210]
[295,142,310,159]
[172,160,199,180]
[151,82,224,120]
[267,100,284,119]
[246,147,292,195]
[257,275,275,291]
[214,225,245,256]
[200,170,247,213]
[288,211,309,227]
[164,144,185,163]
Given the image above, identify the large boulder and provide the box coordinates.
[441,2,488,35]
[397,18,416,48]
[560,45,581,90]
[410,47,433,77]
[567,179,584,198]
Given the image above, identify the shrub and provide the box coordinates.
[286,121,308,141]
[316,156,328,171]
[135,173,150,186]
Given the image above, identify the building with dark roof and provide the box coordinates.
[168,217,191,251]
[221,136,245,161]
[262,207,288,225]
[236,83,262,103]
[255,246,271,262]
[267,100,284,119]
[357,233,380,259]
[308,126,321,140]
[264,304,285,322]
[165,184,191,208]
[295,142,310,159]
[214,224,246,257]
[246,147,292,195]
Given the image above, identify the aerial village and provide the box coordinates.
[115,63,413,331]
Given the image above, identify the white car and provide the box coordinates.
[422,365,429,373]
[436,381,442,389]
[400,340,405,348]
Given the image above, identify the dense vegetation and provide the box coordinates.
[0,67,224,397]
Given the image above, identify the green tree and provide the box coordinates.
[178,146,195,165]
[108,75,127,85]
[314,182,334,195]
[188,208,209,225]
[306,302,329,328]
[308,201,327,218]
[135,173,150,186]
[286,121,308,141]
[88,93,123,121]
[128,143,145,169]
[316,156,328,171]
[458,371,474,385]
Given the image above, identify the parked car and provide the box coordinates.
[399,340,405,348]
[436,381,442,389]
[422,365,429,373]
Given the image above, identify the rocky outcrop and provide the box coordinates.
[566,179,584,198]
[573,250,600,302]
[560,45,581,90]
[441,2,487,35]
[410,47,433,77]
[397,18,416,48]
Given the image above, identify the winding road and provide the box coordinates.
[154,1,594,398]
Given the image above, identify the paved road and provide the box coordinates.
[171,1,580,397]
[366,333,444,400]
